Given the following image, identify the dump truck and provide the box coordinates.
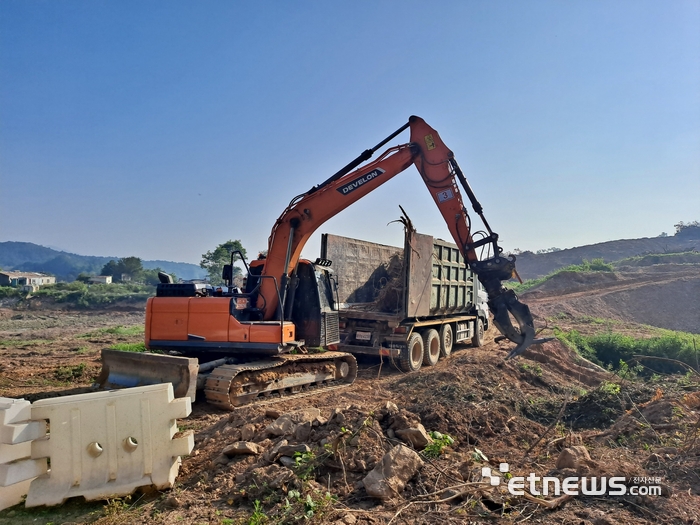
[321,226,490,372]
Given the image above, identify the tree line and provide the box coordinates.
[75,257,174,285]
[74,239,250,286]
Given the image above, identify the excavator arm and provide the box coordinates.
[259,116,536,358]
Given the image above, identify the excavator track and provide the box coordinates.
[203,352,358,411]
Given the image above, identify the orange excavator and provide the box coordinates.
[99,116,539,410]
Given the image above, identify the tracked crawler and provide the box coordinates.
[99,116,538,409]
[204,352,357,410]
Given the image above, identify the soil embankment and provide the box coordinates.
[522,264,700,334]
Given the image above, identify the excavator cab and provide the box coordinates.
[223,256,340,348]
[288,260,340,348]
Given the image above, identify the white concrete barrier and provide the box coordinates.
[0,398,46,446]
[0,398,48,511]
[26,384,193,507]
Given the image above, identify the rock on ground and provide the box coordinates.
[363,444,424,500]
[556,445,591,469]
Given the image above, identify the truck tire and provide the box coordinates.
[399,333,424,372]
[439,323,453,358]
[422,329,440,366]
[472,318,485,347]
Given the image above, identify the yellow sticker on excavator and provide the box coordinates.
[424,134,436,150]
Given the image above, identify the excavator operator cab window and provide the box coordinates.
[229,294,264,322]
[315,268,336,312]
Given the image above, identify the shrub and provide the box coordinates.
[557,328,699,375]
[423,431,455,458]
[0,287,23,299]
[32,282,155,308]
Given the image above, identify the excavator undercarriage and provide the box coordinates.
[99,348,358,409]
[203,352,357,410]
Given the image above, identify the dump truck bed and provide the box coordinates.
[321,231,479,319]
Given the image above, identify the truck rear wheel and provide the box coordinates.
[422,329,440,366]
[439,323,453,358]
[399,333,424,372]
[472,318,485,347]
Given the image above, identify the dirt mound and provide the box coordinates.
[523,264,700,333]
[522,340,611,387]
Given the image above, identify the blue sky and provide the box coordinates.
[1,1,698,265]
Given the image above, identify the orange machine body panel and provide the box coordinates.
[146,297,296,346]
[228,317,251,344]
[249,322,295,344]
[187,297,231,342]
[147,297,189,342]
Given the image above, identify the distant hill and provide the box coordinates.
[0,242,207,282]
[513,229,699,280]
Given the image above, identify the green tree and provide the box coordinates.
[200,240,247,284]
[101,257,144,281]
[100,260,118,277]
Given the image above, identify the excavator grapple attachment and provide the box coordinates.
[488,289,536,359]
[470,255,537,358]
[97,349,199,401]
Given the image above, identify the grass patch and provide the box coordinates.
[0,339,52,347]
[108,342,147,352]
[519,363,543,376]
[578,315,622,326]
[557,328,700,375]
[507,258,614,294]
[79,325,144,338]
[31,282,155,308]
[54,363,87,381]
[614,251,700,268]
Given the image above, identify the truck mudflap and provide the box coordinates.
[97,349,199,401]
[204,352,358,411]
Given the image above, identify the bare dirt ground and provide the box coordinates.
[521,264,700,334]
[0,283,698,524]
